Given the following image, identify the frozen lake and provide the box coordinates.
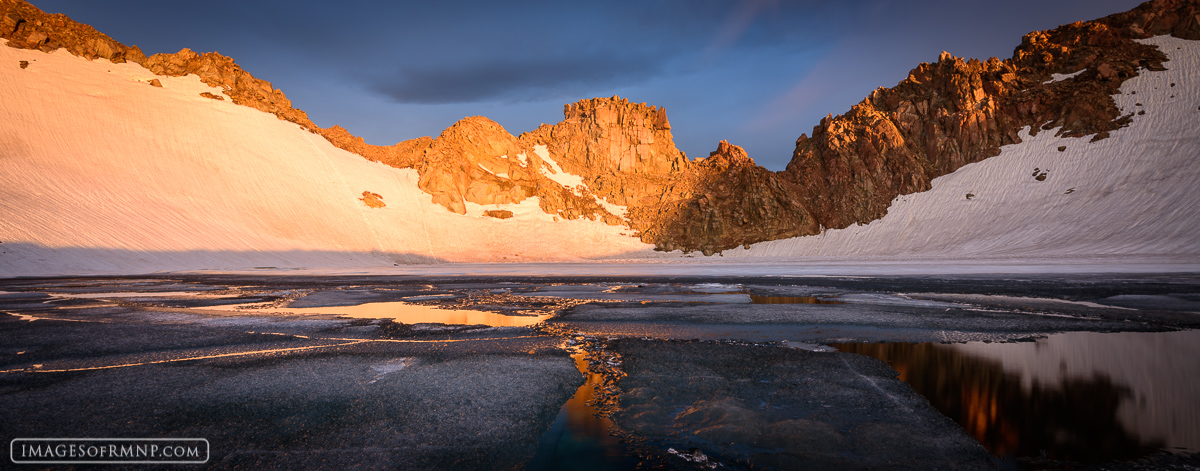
[1,273,1197,469]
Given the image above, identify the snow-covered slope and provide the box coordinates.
[2,36,1197,277]
[0,40,653,276]
[733,36,1200,263]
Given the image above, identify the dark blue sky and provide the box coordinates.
[33,0,1138,169]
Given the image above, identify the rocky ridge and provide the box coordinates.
[0,0,634,226]
[776,0,1198,232]
[3,0,1197,255]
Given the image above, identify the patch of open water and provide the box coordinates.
[205,301,550,327]
[527,352,639,470]
[834,329,1200,462]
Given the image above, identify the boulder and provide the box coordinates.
[359,191,385,209]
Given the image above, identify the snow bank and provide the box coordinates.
[0,41,653,276]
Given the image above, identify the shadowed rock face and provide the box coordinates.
[626,141,817,255]
[4,0,1198,254]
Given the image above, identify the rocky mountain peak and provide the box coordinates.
[414,116,532,215]
[702,140,754,170]
[5,0,1197,256]
[432,116,524,161]
[525,96,686,179]
[563,96,671,131]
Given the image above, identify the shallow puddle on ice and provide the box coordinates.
[527,352,638,470]
[206,301,549,327]
[834,329,1200,462]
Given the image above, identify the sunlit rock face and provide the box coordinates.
[781,1,1198,233]
[388,112,630,224]
[3,0,1197,256]
[522,97,687,206]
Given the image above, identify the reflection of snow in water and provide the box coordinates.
[951,330,1200,452]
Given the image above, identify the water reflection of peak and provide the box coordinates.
[833,342,1163,462]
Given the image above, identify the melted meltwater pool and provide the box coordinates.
[527,352,639,470]
[207,301,550,327]
[834,329,1200,462]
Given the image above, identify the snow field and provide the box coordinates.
[0,40,652,276]
[733,36,1200,263]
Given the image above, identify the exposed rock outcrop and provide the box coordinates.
[1,0,143,62]
[5,0,1196,255]
[382,114,624,224]
[140,48,314,127]
[359,191,385,209]
[628,141,817,255]
[322,125,428,170]
[520,97,688,208]
[0,0,320,129]
[777,0,1192,234]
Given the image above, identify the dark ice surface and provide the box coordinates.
[1,273,1198,470]
[608,339,997,470]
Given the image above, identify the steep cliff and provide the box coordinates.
[403,115,625,224]
[528,0,1200,254]
[4,0,1197,256]
[628,141,817,255]
[780,0,1198,232]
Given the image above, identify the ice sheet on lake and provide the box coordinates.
[368,358,412,383]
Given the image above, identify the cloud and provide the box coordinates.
[368,52,663,104]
